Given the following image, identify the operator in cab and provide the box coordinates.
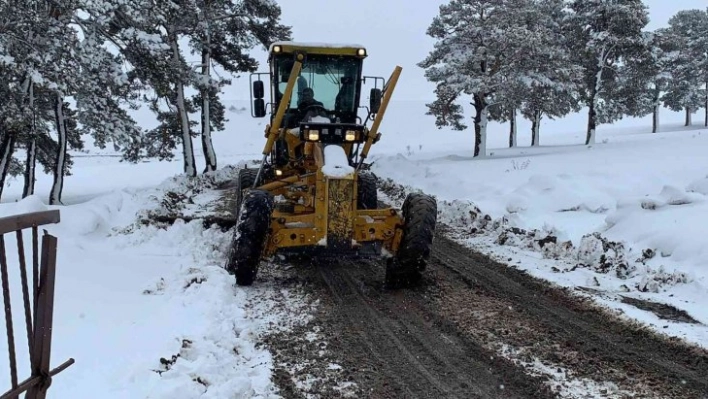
[297,87,328,123]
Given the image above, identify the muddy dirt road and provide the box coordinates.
[260,231,708,399]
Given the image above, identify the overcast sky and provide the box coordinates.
[238,1,708,101]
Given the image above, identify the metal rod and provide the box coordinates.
[261,57,304,157]
[0,210,59,236]
[32,227,38,321]
[257,173,315,192]
[0,235,18,396]
[252,154,268,188]
[15,231,33,366]
[0,358,73,399]
[357,66,402,170]
[254,57,305,187]
[26,233,58,399]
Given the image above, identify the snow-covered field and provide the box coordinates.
[1,99,708,396]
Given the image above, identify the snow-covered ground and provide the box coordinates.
[1,99,708,396]
[0,159,315,397]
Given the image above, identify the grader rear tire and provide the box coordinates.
[386,193,437,288]
[226,189,274,286]
[357,172,378,210]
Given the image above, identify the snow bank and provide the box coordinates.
[0,168,314,398]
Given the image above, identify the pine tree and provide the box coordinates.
[0,1,144,203]
[620,29,676,133]
[486,78,524,148]
[95,0,199,176]
[564,0,649,145]
[39,2,85,205]
[72,19,143,161]
[662,9,708,127]
[702,8,708,127]
[423,84,467,131]
[189,0,291,173]
[419,0,541,157]
[98,0,291,176]
[0,1,38,199]
[518,0,581,146]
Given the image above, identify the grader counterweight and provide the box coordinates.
[226,42,437,287]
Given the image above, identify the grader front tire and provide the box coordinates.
[226,189,274,286]
[386,193,437,288]
[357,172,378,210]
[235,168,259,214]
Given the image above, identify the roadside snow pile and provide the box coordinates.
[0,169,315,398]
[379,175,655,284]
[606,181,708,270]
[136,163,251,225]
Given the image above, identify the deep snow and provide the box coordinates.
[0,169,317,397]
[1,99,708,397]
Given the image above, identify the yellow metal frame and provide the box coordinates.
[262,169,405,256]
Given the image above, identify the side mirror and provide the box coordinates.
[253,99,266,118]
[252,80,264,99]
[370,88,382,114]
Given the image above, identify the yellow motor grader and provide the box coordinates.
[226,42,437,287]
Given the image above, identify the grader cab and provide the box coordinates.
[226,41,437,288]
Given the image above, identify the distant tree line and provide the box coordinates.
[0,0,291,203]
[419,0,708,157]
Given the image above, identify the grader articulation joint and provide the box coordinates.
[226,42,437,288]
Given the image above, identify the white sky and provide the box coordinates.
[243,1,708,101]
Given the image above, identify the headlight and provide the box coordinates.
[345,130,356,141]
[308,130,320,141]
[275,169,283,176]
[357,48,366,56]
[273,45,282,53]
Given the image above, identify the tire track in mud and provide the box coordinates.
[319,262,551,398]
[259,232,708,398]
[317,264,449,398]
[263,254,556,399]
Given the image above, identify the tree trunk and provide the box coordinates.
[201,47,217,173]
[652,89,660,133]
[23,138,37,198]
[586,62,603,145]
[0,130,16,201]
[508,108,517,148]
[704,82,707,127]
[472,93,487,157]
[169,34,197,177]
[50,94,67,205]
[23,82,36,198]
[652,106,660,133]
[586,97,597,145]
[531,110,541,147]
[685,107,692,126]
